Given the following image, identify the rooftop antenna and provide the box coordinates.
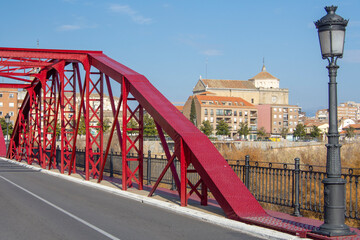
[262,57,266,71]
[37,39,39,48]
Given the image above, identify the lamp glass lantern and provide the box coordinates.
[5,113,10,124]
[315,6,348,59]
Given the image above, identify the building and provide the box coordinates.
[257,104,301,136]
[304,119,329,141]
[183,93,258,139]
[341,124,360,140]
[0,88,21,125]
[316,102,359,122]
[192,65,289,105]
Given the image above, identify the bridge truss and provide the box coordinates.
[0,47,266,221]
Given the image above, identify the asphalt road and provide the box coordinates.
[0,159,264,240]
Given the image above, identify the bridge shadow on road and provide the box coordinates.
[0,160,41,173]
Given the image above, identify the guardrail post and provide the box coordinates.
[171,158,177,190]
[292,157,302,217]
[56,145,60,166]
[147,150,151,185]
[245,155,250,189]
[110,149,114,177]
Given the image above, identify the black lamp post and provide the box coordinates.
[314,6,354,237]
[5,113,10,154]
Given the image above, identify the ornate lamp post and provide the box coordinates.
[314,6,354,237]
[5,113,10,154]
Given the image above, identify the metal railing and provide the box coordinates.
[53,148,360,221]
[229,156,360,220]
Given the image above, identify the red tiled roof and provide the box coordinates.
[175,105,183,111]
[249,70,278,80]
[201,79,256,89]
[343,124,360,129]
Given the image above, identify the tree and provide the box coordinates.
[97,118,111,133]
[0,117,13,137]
[280,127,289,139]
[127,118,138,134]
[345,126,355,139]
[238,122,250,139]
[200,120,212,136]
[144,114,157,136]
[257,127,266,140]
[310,125,321,139]
[293,123,306,140]
[216,119,230,136]
[55,122,61,139]
[78,116,86,135]
[190,98,197,126]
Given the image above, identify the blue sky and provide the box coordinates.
[1,0,360,116]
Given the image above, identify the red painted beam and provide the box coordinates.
[88,52,267,219]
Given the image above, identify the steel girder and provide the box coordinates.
[0,47,266,221]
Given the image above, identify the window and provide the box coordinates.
[0,102,2,107]
[234,111,237,116]
[239,111,242,116]
[9,94,14,98]
[244,111,248,116]
[210,109,214,115]
[9,102,14,107]
[251,98,254,104]
[279,114,282,118]
[204,117,208,121]
[273,108,277,112]
[273,122,277,125]
[279,122,282,125]
[290,109,293,112]
[234,125,237,130]
[210,117,214,123]
[224,110,232,116]
[216,109,224,116]
[290,115,293,119]
[9,111,14,116]
[274,115,277,119]
[0,112,2,116]
[279,108,282,112]
[204,109,208,115]
[0,93,2,97]
[234,118,237,123]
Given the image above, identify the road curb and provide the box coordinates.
[1,158,307,240]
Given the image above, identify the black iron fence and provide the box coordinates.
[55,148,360,221]
[229,156,360,221]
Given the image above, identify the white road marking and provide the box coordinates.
[0,175,120,240]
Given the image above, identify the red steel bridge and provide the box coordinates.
[2,47,357,239]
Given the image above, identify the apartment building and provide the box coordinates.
[257,104,301,136]
[316,102,359,121]
[183,94,258,139]
[0,88,20,125]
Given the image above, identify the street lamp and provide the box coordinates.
[314,6,354,237]
[5,113,10,154]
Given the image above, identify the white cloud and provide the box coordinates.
[109,4,152,25]
[57,24,81,31]
[201,49,223,56]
